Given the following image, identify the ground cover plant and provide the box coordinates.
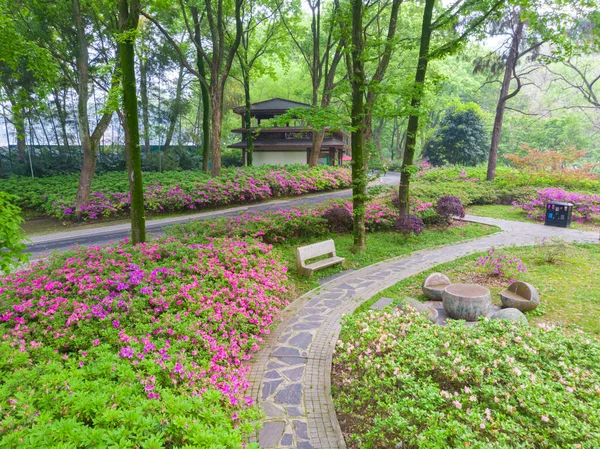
[333,311,600,448]
[0,237,293,447]
[0,165,351,221]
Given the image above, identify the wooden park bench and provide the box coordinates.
[296,239,345,278]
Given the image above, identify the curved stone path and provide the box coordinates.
[248,216,598,448]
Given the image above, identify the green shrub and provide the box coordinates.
[0,192,28,273]
[333,311,600,448]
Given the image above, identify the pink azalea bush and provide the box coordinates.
[168,199,401,243]
[0,237,293,446]
[475,248,527,281]
[2,165,352,221]
[513,188,600,223]
[333,310,600,448]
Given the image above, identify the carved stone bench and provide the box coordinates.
[500,281,540,312]
[296,239,345,278]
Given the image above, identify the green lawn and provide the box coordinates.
[467,204,599,232]
[272,222,498,296]
[358,243,600,336]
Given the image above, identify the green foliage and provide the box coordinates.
[265,106,348,132]
[423,104,488,166]
[532,236,584,265]
[333,312,600,448]
[0,192,28,273]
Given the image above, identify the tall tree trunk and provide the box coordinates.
[53,90,71,156]
[243,74,254,166]
[119,0,145,244]
[13,105,26,162]
[191,6,211,173]
[139,56,151,154]
[398,0,435,218]
[390,117,398,160]
[199,60,211,172]
[309,131,324,166]
[163,64,184,152]
[487,18,524,181]
[210,89,223,177]
[349,0,366,252]
[73,0,95,221]
[374,117,385,160]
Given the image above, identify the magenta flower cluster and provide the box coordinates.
[0,237,293,407]
[177,199,401,243]
[51,167,352,220]
[513,188,600,223]
[475,248,527,281]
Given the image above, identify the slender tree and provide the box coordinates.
[343,0,402,251]
[236,0,282,166]
[398,0,504,218]
[278,0,344,165]
[144,0,244,176]
[190,6,211,172]
[119,0,145,243]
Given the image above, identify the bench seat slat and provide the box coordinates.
[305,256,345,270]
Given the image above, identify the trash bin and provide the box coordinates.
[544,201,573,228]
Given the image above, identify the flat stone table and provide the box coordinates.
[442,283,491,322]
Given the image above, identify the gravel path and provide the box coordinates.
[248,216,598,448]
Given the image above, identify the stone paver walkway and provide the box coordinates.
[248,216,598,448]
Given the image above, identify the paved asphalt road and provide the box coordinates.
[26,172,400,260]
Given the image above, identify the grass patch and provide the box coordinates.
[358,243,600,336]
[272,222,498,296]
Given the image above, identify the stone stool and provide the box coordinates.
[442,283,491,322]
[500,281,540,312]
[422,273,451,300]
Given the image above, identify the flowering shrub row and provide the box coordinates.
[513,188,600,223]
[168,199,403,244]
[0,238,293,446]
[333,310,600,448]
[0,165,352,221]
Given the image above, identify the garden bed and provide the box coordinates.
[0,165,352,221]
[333,312,600,448]
[360,243,600,335]
[334,242,600,447]
[0,237,293,447]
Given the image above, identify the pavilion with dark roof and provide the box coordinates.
[228,98,350,166]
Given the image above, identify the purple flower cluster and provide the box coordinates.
[513,188,600,223]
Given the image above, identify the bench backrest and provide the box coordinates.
[296,239,337,267]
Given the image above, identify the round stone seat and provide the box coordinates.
[442,283,491,322]
[500,281,540,312]
[491,308,528,324]
[422,273,451,301]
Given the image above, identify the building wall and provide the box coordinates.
[252,150,307,166]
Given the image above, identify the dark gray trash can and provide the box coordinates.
[544,201,573,228]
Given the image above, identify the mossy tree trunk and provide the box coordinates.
[349,0,367,252]
[119,0,145,244]
[398,0,435,218]
[190,6,211,173]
